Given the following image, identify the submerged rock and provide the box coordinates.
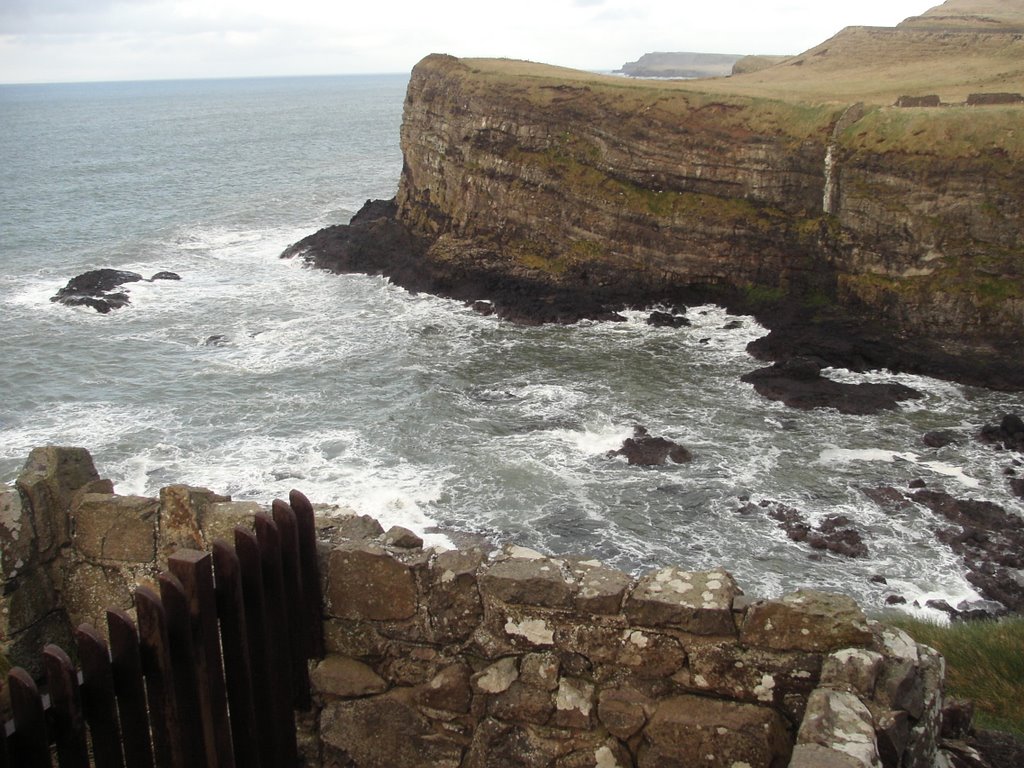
[646,310,690,328]
[51,268,181,313]
[741,357,922,415]
[608,426,692,466]
[979,413,1024,452]
[739,500,869,558]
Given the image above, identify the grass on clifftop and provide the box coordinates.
[885,614,1024,735]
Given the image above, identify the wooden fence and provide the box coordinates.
[0,490,325,768]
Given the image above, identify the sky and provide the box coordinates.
[0,0,938,84]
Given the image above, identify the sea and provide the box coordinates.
[2,74,1022,618]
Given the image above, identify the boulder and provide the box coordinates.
[609,426,692,466]
[795,689,880,767]
[310,655,387,698]
[646,310,690,328]
[73,493,159,563]
[17,446,101,558]
[922,429,959,448]
[978,413,1024,452]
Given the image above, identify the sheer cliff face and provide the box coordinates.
[395,55,1023,355]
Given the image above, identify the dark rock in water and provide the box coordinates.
[923,429,959,448]
[884,594,906,606]
[646,310,690,328]
[723,320,744,330]
[908,478,927,489]
[472,300,495,316]
[925,598,959,618]
[738,499,869,558]
[1011,477,1024,499]
[51,267,178,313]
[608,426,692,466]
[869,574,888,584]
[978,413,1024,452]
[203,334,229,347]
[862,485,916,511]
[741,357,923,415]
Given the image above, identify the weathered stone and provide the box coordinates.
[17,446,101,557]
[427,549,484,643]
[875,628,925,718]
[901,645,945,768]
[571,561,633,615]
[310,655,386,698]
[874,709,910,767]
[551,677,595,729]
[326,542,417,621]
[796,689,880,767]
[73,493,158,563]
[821,648,884,697]
[1,563,60,636]
[380,643,442,687]
[2,608,73,679]
[419,663,473,713]
[789,743,867,767]
[625,567,737,634]
[384,525,423,548]
[480,556,576,608]
[598,687,651,739]
[503,614,556,648]
[675,641,821,720]
[740,589,873,652]
[0,485,33,579]
[323,618,389,657]
[489,680,555,725]
[59,561,135,631]
[158,485,229,556]
[520,652,560,691]
[201,500,262,543]
[638,694,791,767]
[319,690,463,768]
[558,624,687,679]
[474,657,519,694]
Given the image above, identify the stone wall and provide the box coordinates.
[1,448,952,766]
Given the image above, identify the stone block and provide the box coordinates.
[551,677,595,729]
[570,560,633,615]
[557,623,686,679]
[320,689,464,768]
[73,493,158,563]
[473,657,519,695]
[384,525,423,548]
[520,652,560,691]
[323,618,389,657]
[418,663,473,713]
[59,561,136,631]
[789,743,866,767]
[480,556,576,608]
[489,681,555,725]
[326,542,417,621]
[1,564,59,636]
[201,501,262,543]
[740,589,873,652]
[158,485,228,556]
[796,688,880,767]
[638,694,791,767]
[17,446,101,557]
[821,648,884,698]
[311,655,387,698]
[428,549,484,643]
[624,567,737,634]
[598,687,651,740]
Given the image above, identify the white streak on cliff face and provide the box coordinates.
[823,143,838,214]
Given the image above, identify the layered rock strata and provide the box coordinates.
[285,53,1023,389]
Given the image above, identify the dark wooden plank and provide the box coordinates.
[0,715,10,768]
[234,526,279,766]
[135,586,185,768]
[212,539,262,768]
[7,667,52,768]
[271,499,311,710]
[107,609,155,768]
[254,513,298,768]
[42,644,90,768]
[75,624,126,768]
[157,572,206,768]
[289,489,325,660]
[168,550,234,768]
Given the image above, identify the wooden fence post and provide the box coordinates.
[169,550,235,768]
[157,572,206,768]
[43,643,90,768]
[75,624,127,768]
[212,540,262,768]
[6,668,51,768]
[289,489,325,660]
[107,609,156,768]
[135,586,185,768]
[271,499,312,710]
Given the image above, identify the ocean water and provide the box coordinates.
[2,75,1022,617]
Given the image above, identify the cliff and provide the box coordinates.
[617,52,743,79]
[284,2,1024,390]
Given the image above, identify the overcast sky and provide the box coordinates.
[1,0,936,84]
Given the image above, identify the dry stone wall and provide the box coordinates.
[1,447,951,766]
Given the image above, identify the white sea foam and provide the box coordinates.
[817,447,980,488]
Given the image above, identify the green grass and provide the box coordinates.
[885,615,1024,735]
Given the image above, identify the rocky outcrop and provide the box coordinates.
[617,52,743,79]
[284,51,1024,390]
[608,426,693,466]
[51,268,181,313]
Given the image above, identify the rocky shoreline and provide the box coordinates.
[281,199,1024,400]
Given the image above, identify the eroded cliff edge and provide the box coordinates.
[285,53,1023,389]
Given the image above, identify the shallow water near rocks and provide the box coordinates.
[2,75,1022,619]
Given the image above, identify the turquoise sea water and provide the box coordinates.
[2,75,1022,615]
